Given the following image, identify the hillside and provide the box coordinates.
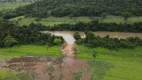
[3,0,142,18]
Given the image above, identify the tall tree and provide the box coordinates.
[121,12,132,22]
[73,32,81,40]
[54,38,62,45]
[3,34,18,51]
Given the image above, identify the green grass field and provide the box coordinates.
[10,16,91,26]
[0,2,30,11]
[102,16,142,24]
[0,45,142,80]
[0,45,61,60]
[10,16,142,26]
[76,45,142,80]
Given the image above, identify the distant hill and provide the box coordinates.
[2,0,142,18]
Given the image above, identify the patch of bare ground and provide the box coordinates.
[2,43,91,80]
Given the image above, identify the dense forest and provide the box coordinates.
[0,20,63,47]
[1,0,142,18]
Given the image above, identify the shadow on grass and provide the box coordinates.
[88,59,114,80]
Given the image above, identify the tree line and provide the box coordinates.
[74,31,142,49]
[46,21,142,33]
[0,19,63,48]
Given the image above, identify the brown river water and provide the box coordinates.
[41,31,85,44]
[42,31,142,44]
[95,31,142,39]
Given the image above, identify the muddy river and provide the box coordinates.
[42,31,142,44]
[41,31,85,44]
[95,31,142,38]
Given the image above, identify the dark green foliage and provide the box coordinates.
[121,12,132,21]
[73,32,81,40]
[80,31,142,49]
[76,39,84,44]
[2,0,141,18]
[54,38,62,45]
[3,34,18,47]
[47,21,142,33]
[0,20,63,47]
[92,50,97,59]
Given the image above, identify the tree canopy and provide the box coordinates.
[2,0,142,19]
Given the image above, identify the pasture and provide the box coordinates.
[76,45,142,80]
[0,45,61,60]
[10,16,91,26]
[10,16,142,26]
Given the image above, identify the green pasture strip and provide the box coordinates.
[0,45,61,60]
[10,16,91,26]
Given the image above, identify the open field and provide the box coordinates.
[0,2,30,11]
[76,45,142,59]
[0,45,142,80]
[10,16,142,26]
[76,45,142,80]
[102,16,142,24]
[0,45,61,60]
[10,16,91,26]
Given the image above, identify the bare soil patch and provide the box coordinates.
[2,56,91,80]
[1,43,91,80]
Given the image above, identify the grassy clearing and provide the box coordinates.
[10,16,91,26]
[0,2,30,11]
[89,58,142,80]
[76,45,142,80]
[0,45,61,60]
[10,16,142,26]
[102,16,142,24]
[76,45,142,59]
